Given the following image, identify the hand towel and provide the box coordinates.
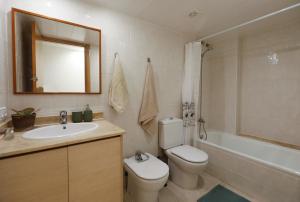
[138,62,159,135]
[109,55,129,113]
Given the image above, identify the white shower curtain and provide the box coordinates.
[182,42,202,145]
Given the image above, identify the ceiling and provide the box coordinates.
[79,0,300,39]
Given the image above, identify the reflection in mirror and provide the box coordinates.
[12,9,101,94]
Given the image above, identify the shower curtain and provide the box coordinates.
[182,42,202,145]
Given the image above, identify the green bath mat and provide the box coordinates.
[198,185,250,202]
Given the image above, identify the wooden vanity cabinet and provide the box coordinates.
[0,148,68,202]
[0,136,123,202]
[68,136,123,202]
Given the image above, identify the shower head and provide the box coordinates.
[201,41,213,57]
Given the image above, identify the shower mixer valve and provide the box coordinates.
[198,117,205,123]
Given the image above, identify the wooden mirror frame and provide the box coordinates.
[11,8,102,94]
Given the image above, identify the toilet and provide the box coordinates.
[159,117,208,189]
[124,153,169,202]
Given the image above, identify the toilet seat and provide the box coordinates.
[124,153,169,180]
[167,145,208,163]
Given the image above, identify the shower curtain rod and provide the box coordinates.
[197,3,300,41]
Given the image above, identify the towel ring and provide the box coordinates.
[147,57,151,63]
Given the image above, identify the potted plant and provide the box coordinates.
[11,108,38,131]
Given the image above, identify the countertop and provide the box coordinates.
[0,119,125,159]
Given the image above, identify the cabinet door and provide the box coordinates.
[68,136,123,202]
[0,148,68,202]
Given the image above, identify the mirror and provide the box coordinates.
[12,8,101,94]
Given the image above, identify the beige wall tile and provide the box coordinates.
[202,17,300,146]
[1,0,192,157]
[239,19,300,146]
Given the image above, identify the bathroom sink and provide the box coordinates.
[23,123,98,140]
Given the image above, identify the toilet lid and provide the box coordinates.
[168,145,208,163]
[124,153,169,180]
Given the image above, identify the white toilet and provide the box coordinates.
[159,117,208,189]
[124,153,169,202]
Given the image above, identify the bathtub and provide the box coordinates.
[196,130,300,202]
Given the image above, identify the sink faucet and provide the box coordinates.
[59,111,68,125]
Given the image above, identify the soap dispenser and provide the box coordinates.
[83,104,93,122]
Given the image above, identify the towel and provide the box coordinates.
[138,62,159,135]
[109,55,129,113]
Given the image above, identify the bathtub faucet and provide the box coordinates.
[198,117,205,123]
[198,117,207,140]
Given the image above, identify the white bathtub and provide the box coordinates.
[196,130,300,202]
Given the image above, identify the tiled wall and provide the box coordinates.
[201,36,239,134]
[0,1,8,111]
[239,18,300,146]
[1,0,191,156]
[201,14,300,146]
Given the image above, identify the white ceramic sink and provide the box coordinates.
[23,123,98,140]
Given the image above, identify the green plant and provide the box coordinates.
[12,108,39,116]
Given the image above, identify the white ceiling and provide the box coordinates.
[79,0,300,39]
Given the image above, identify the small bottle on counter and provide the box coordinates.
[72,111,83,123]
[83,104,93,122]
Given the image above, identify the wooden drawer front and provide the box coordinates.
[0,148,68,202]
[68,137,123,202]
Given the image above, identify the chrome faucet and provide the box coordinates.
[59,111,68,124]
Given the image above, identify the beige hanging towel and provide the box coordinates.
[138,61,159,135]
[109,54,129,113]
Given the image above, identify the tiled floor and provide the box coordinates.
[125,172,258,202]
[159,172,258,202]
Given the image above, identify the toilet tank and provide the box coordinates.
[159,117,184,149]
